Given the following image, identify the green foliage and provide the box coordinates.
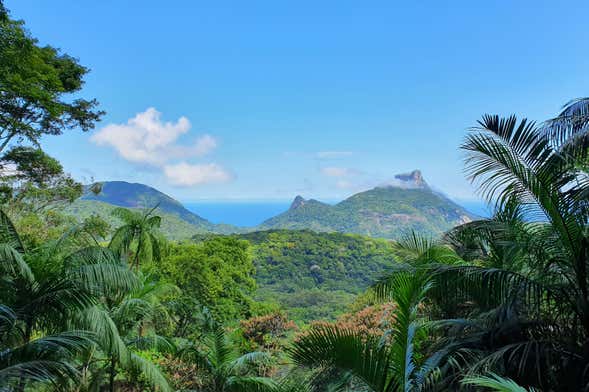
[0,7,103,151]
[0,146,83,219]
[290,273,439,392]
[160,238,257,322]
[0,208,173,391]
[462,373,536,391]
[229,230,400,321]
[180,318,277,392]
[109,206,163,269]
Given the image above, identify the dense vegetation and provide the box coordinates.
[217,230,399,321]
[3,2,589,391]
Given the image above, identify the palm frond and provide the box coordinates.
[0,331,91,387]
[462,372,535,391]
[126,352,171,392]
[290,327,391,392]
[543,97,589,146]
[0,243,33,282]
[226,351,272,374]
[0,208,24,253]
[224,375,278,392]
[127,334,176,353]
[74,306,128,361]
[64,246,140,296]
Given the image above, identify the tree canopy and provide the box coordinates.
[0,3,103,152]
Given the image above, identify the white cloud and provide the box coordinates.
[91,108,234,187]
[321,166,356,177]
[192,134,217,156]
[91,108,217,166]
[163,162,232,187]
[316,151,353,159]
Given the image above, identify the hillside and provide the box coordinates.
[259,170,473,238]
[66,200,211,240]
[73,181,242,238]
[194,230,400,321]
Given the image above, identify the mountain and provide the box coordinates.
[68,181,242,238]
[81,181,210,227]
[259,170,474,238]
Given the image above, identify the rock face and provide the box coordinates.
[394,170,428,188]
[290,195,306,210]
[260,170,475,239]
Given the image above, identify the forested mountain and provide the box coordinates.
[74,181,242,237]
[193,230,400,321]
[260,170,474,238]
[82,181,209,226]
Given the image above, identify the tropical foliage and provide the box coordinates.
[4,1,589,390]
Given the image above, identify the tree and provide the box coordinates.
[0,146,83,209]
[160,238,256,321]
[0,304,91,391]
[180,317,276,392]
[0,209,138,390]
[109,207,163,270]
[83,272,176,392]
[0,3,104,153]
[290,273,441,392]
[373,99,589,390]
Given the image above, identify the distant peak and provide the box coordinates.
[290,195,306,210]
[395,170,424,184]
[378,170,429,190]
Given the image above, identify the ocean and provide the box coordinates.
[183,201,293,227]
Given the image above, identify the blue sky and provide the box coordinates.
[7,0,589,202]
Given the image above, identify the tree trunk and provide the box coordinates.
[15,321,33,392]
[109,356,117,392]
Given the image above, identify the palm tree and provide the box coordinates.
[290,272,441,392]
[181,317,277,392]
[75,271,175,392]
[0,304,90,390]
[0,209,135,390]
[373,100,589,389]
[0,208,172,391]
[109,206,163,269]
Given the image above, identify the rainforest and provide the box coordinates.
[2,1,589,391]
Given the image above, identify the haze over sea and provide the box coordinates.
[183,199,489,227]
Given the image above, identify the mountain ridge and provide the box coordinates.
[77,181,243,236]
[259,170,474,238]
[71,171,474,239]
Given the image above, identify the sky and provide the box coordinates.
[6,0,589,203]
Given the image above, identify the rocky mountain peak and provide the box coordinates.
[290,195,306,210]
[393,169,428,188]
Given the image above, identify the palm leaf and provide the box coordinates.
[0,243,32,282]
[290,327,391,392]
[126,352,171,392]
[462,373,535,391]
[225,375,278,392]
[0,208,24,253]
